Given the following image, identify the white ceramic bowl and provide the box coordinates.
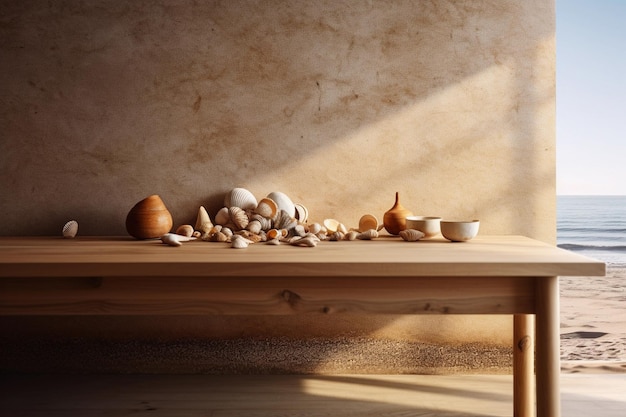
[405,216,441,238]
[440,220,480,242]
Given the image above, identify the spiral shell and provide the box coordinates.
[273,210,297,231]
[399,228,425,242]
[62,220,78,238]
[224,187,257,210]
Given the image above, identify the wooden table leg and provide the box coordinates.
[535,276,561,417]
[514,314,534,417]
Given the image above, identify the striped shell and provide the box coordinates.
[229,206,249,230]
[357,229,379,240]
[399,228,425,242]
[224,187,258,210]
[62,220,78,238]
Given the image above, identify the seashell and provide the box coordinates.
[215,207,230,226]
[290,236,318,247]
[247,219,262,234]
[192,231,201,238]
[308,222,322,235]
[221,227,233,237]
[266,191,296,218]
[62,220,78,238]
[195,206,214,234]
[357,229,379,240]
[267,228,287,240]
[399,228,425,242]
[176,224,194,237]
[231,234,252,249]
[255,198,278,219]
[358,214,379,233]
[273,210,297,231]
[323,218,339,233]
[343,230,359,241]
[224,187,258,210]
[294,203,308,223]
[126,195,173,239]
[266,237,281,245]
[293,224,306,237]
[161,233,196,247]
[250,214,273,231]
[329,231,344,241]
[229,206,249,230]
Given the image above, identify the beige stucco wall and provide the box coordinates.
[0,0,555,373]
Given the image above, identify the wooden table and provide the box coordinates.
[0,235,605,417]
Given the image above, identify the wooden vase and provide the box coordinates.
[383,192,414,235]
[125,194,173,239]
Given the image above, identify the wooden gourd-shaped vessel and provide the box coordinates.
[126,194,173,239]
[383,192,414,235]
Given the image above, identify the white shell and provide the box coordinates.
[294,203,308,222]
[343,230,359,241]
[224,187,258,210]
[399,228,426,242]
[161,233,196,247]
[247,219,262,234]
[290,236,318,247]
[266,191,296,218]
[215,207,230,226]
[62,220,78,238]
[231,235,251,249]
[323,218,345,233]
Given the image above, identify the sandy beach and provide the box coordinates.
[560,263,626,373]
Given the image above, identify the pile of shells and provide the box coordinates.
[162,187,388,248]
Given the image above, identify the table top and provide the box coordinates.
[0,235,605,278]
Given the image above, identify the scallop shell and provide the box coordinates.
[294,203,308,223]
[224,187,258,210]
[358,214,379,233]
[229,206,249,230]
[62,220,78,238]
[195,206,214,233]
[357,229,379,240]
[266,191,296,218]
[273,210,297,231]
[255,198,278,219]
[215,207,230,226]
[399,228,425,242]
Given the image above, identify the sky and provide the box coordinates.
[557,0,626,195]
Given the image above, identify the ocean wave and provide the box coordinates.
[558,243,626,252]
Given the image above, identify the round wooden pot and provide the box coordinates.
[125,194,173,239]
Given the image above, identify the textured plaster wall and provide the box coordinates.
[0,0,555,372]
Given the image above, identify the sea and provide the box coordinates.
[557,195,626,266]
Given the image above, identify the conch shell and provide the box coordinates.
[195,206,213,234]
[399,228,425,242]
[62,220,78,238]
